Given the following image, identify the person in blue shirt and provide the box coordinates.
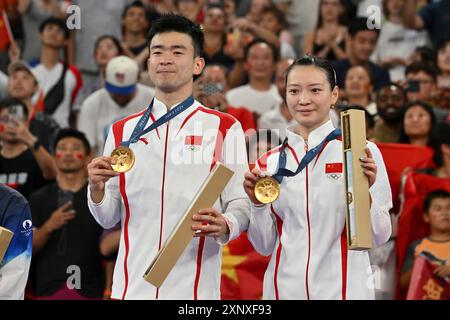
[0,184,33,299]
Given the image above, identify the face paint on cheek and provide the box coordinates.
[245,62,253,72]
[0,124,4,133]
[56,152,63,160]
[74,152,84,160]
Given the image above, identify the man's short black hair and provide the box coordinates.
[39,17,70,39]
[405,62,438,81]
[0,98,29,119]
[122,0,147,19]
[348,17,380,38]
[147,13,204,57]
[54,128,91,155]
[244,38,279,63]
[424,190,450,214]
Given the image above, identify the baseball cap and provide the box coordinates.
[105,56,139,96]
[8,61,39,83]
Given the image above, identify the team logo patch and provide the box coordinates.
[185,135,203,152]
[325,163,343,180]
[115,72,126,83]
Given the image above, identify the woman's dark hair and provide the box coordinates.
[285,55,337,91]
[432,123,450,167]
[398,100,437,147]
[94,35,124,57]
[315,0,347,30]
[147,13,204,57]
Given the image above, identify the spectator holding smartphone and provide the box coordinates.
[405,62,449,122]
[0,98,56,199]
[30,129,105,299]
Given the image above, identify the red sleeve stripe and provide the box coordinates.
[111,109,146,300]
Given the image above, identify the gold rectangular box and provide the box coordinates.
[341,109,372,250]
[143,162,234,287]
[0,226,14,262]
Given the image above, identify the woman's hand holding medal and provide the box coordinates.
[244,168,280,206]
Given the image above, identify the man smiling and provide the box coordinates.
[87,14,250,300]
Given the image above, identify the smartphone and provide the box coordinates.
[57,189,75,212]
[203,82,224,96]
[406,80,420,93]
[8,105,25,126]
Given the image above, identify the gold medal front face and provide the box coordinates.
[110,146,135,173]
[254,176,280,204]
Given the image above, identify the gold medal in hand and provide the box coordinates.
[254,176,280,204]
[110,146,135,173]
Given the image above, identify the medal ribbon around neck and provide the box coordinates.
[111,95,195,173]
[254,128,341,204]
[273,128,342,183]
[121,95,195,147]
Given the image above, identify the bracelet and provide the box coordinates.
[30,138,40,151]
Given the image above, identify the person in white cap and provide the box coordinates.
[87,14,250,300]
[77,56,155,157]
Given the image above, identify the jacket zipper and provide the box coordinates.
[304,139,311,300]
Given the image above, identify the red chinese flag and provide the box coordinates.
[0,11,13,51]
[407,255,450,300]
[325,163,343,173]
[185,135,203,146]
[376,142,435,212]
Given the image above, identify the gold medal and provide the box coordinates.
[254,176,280,204]
[110,146,135,173]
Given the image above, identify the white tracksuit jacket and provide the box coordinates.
[88,98,250,300]
[248,120,392,300]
